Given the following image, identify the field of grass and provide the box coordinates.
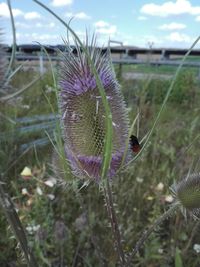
[1,65,200,267]
[115,62,199,76]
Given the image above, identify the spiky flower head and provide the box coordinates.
[59,39,129,181]
[171,173,200,218]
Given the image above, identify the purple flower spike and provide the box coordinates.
[60,38,129,181]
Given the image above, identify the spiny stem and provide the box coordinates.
[103,180,125,265]
[125,203,180,267]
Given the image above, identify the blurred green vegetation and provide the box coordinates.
[1,67,200,267]
[115,62,199,76]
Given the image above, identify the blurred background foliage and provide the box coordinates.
[1,66,200,266]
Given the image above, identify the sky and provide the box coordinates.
[1,0,200,48]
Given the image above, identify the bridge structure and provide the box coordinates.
[4,44,200,77]
[5,43,200,59]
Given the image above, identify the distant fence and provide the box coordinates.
[7,54,200,67]
[6,53,200,78]
[0,114,59,151]
[5,44,200,58]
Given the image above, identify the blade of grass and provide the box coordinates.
[0,76,41,102]
[4,63,24,86]
[0,183,39,267]
[5,0,16,79]
[35,48,73,181]
[35,42,57,92]
[125,202,180,266]
[0,111,16,124]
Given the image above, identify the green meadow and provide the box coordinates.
[1,64,200,266]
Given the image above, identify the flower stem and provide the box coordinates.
[125,203,179,266]
[104,179,125,266]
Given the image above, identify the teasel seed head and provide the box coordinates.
[59,38,129,181]
[171,173,200,218]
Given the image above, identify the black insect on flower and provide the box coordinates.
[130,135,141,154]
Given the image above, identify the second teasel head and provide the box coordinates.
[59,39,129,182]
[171,173,200,218]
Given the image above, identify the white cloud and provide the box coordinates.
[33,34,57,41]
[0,3,42,21]
[196,16,200,21]
[94,20,117,35]
[15,32,59,44]
[36,22,42,27]
[65,11,91,20]
[11,31,88,45]
[51,0,73,7]
[94,20,110,28]
[74,12,91,20]
[0,2,23,18]
[12,9,23,17]
[15,22,30,28]
[140,0,200,17]
[165,32,192,43]
[49,22,56,28]
[138,16,147,20]
[97,25,117,35]
[16,21,56,30]
[114,31,164,47]
[158,22,186,30]
[65,12,72,17]
[35,22,55,28]
[143,35,164,46]
[24,11,41,20]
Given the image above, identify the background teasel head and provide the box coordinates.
[171,173,200,218]
[59,39,129,181]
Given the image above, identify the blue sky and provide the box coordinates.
[1,0,200,48]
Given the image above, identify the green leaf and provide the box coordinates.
[175,247,183,267]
